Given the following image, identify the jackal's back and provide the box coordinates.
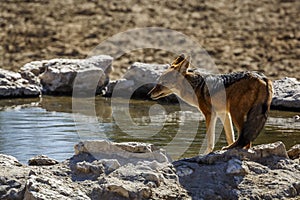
[189,71,269,97]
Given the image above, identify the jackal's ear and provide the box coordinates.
[172,54,185,66]
[177,56,190,74]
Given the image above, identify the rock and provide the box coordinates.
[174,141,300,199]
[0,69,41,98]
[245,161,269,174]
[71,141,189,199]
[99,161,186,199]
[193,141,289,165]
[104,79,135,97]
[1,141,300,199]
[176,165,194,177]
[252,141,288,159]
[124,62,169,84]
[20,55,113,96]
[115,142,156,153]
[99,159,121,174]
[287,144,300,159]
[0,154,22,167]
[24,173,89,200]
[272,77,300,110]
[74,140,169,165]
[106,62,178,101]
[226,158,249,175]
[28,155,59,166]
[0,155,27,199]
[74,161,104,178]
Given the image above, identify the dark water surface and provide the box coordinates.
[0,96,299,163]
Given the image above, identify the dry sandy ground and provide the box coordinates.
[0,0,299,79]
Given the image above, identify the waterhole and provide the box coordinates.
[0,96,299,163]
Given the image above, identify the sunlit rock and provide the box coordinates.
[272,77,300,110]
[74,140,169,164]
[226,158,249,175]
[0,69,41,98]
[20,55,113,96]
[105,62,178,101]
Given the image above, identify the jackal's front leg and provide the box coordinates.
[204,112,217,154]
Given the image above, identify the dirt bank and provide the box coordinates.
[0,0,299,80]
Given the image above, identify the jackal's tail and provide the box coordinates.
[227,78,273,149]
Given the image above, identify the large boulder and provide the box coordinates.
[105,62,178,101]
[272,77,300,111]
[20,55,113,96]
[0,69,41,98]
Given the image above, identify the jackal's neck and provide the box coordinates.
[171,72,204,108]
[184,72,205,90]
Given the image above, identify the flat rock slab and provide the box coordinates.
[0,69,41,98]
[74,140,169,165]
[272,77,300,111]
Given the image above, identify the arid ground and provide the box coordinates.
[0,0,299,79]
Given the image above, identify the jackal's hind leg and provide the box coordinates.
[220,113,235,146]
[223,103,268,150]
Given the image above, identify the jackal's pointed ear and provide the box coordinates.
[177,56,190,74]
[172,54,185,66]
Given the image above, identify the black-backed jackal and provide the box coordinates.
[149,55,273,153]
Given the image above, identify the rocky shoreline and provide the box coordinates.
[0,56,300,111]
[0,56,299,199]
[0,140,300,199]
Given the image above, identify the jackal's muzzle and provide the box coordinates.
[148,84,172,100]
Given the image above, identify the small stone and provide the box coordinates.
[75,161,104,175]
[287,144,300,159]
[142,172,162,187]
[226,158,249,175]
[28,155,58,166]
[138,187,152,199]
[100,159,121,174]
[106,184,129,198]
[176,165,194,177]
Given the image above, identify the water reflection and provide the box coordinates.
[0,96,299,163]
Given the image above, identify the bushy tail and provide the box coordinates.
[228,78,273,149]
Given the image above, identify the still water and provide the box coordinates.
[0,96,299,163]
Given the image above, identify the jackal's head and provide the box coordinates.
[149,54,190,100]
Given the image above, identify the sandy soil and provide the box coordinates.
[0,0,299,80]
